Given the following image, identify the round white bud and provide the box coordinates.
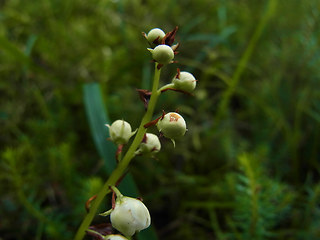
[136,133,161,155]
[106,120,136,145]
[157,112,187,140]
[110,196,151,237]
[146,28,165,45]
[172,71,197,92]
[150,45,174,65]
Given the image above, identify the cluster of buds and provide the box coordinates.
[89,26,197,239]
[144,28,197,94]
[144,27,180,68]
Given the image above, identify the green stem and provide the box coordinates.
[158,83,174,93]
[74,63,162,240]
[111,186,123,198]
[214,0,277,124]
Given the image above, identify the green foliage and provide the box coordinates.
[230,153,295,240]
[1,0,320,239]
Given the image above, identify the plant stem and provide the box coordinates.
[214,0,277,124]
[74,63,162,240]
[158,83,174,93]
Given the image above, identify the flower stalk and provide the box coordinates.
[74,63,161,240]
[75,26,196,240]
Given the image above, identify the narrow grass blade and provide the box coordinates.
[83,82,116,174]
[0,35,30,64]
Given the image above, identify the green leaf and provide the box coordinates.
[83,82,139,194]
[83,82,116,174]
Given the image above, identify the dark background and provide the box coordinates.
[1,0,320,239]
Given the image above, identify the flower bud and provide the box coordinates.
[136,133,161,155]
[110,196,151,237]
[172,71,197,93]
[106,120,136,145]
[157,112,187,141]
[146,28,165,45]
[148,44,174,65]
[105,235,128,240]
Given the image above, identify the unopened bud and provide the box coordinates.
[157,112,187,142]
[148,44,174,65]
[110,196,151,237]
[136,133,161,155]
[106,120,136,145]
[146,28,165,45]
[172,71,197,93]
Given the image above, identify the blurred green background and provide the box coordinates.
[1,0,320,239]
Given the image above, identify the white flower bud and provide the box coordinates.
[172,71,197,93]
[106,120,136,145]
[157,112,187,141]
[146,28,165,45]
[148,44,174,65]
[110,196,151,237]
[105,234,128,240]
[136,133,161,155]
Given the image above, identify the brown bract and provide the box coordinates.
[144,110,166,128]
[162,26,179,46]
[136,89,152,110]
[87,223,113,239]
[115,144,124,162]
[85,195,97,212]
